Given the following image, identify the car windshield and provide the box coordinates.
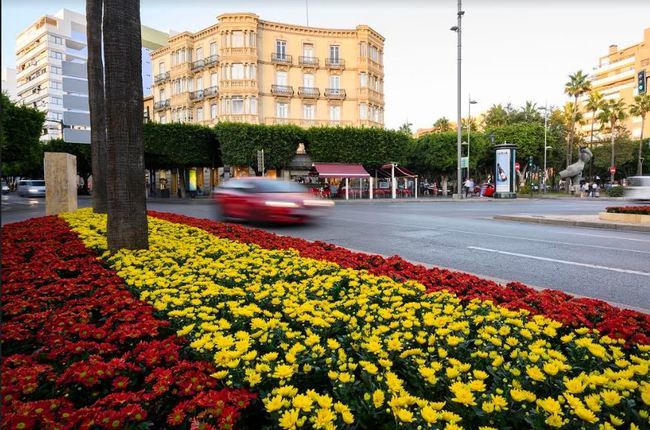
[28,181,45,186]
[254,181,307,193]
[628,177,649,187]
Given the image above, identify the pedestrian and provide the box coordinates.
[592,182,598,198]
[463,178,471,198]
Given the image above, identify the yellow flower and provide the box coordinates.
[210,370,228,379]
[599,390,622,407]
[265,395,285,413]
[421,406,439,424]
[543,361,560,376]
[273,364,294,379]
[313,408,335,428]
[545,414,564,428]
[564,377,585,394]
[510,389,536,403]
[537,397,562,415]
[574,406,599,423]
[451,387,476,406]
[278,408,300,430]
[396,409,414,423]
[292,394,313,412]
[526,366,545,382]
[341,411,354,424]
[372,390,385,408]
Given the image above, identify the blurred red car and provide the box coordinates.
[213,178,334,224]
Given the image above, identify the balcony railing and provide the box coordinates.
[189,89,204,100]
[191,59,205,70]
[205,54,218,67]
[325,58,345,69]
[153,99,170,110]
[271,53,292,65]
[221,79,257,89]
[298,87,319,98]
[264,117,354,127]
[299,56,319,67]
[204,86,218,98]
[324,88,346,99]
[271,84,294,97]
[154,71,170,84]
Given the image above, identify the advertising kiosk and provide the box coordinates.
[494,143,517,199]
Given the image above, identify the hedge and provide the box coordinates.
[143,122,218,169]
[606,206,650,215]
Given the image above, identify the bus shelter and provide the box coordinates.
[308,163,371,200]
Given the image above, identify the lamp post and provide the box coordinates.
[538,105,552,192]
[450,0,464,198]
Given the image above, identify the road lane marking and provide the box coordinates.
[326,216,650,254]
[467,246,650,277]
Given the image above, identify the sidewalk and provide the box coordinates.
[494,214,650,233]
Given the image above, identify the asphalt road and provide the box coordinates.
[3,194,649,312]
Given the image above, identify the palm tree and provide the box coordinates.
[86,0,107,213]
[598,99,628,183]
[433,117,452,132]
[584,91,604,179]
[630,94,650,175]
[564,70,591,191]
[103,0,148,251]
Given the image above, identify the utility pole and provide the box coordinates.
[450,0,464,198]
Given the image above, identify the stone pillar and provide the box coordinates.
[44,152,77,215]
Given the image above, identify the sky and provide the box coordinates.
[2,0,649,131]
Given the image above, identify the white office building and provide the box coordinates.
[15,9,168,142]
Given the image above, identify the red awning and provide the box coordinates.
[310,163,370,178]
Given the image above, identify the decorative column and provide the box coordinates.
[44,152,77,215]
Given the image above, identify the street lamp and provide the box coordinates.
[450,0,464,198]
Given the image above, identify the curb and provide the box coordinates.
[493,215,650,233]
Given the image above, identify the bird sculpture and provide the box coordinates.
[559,147,593,187]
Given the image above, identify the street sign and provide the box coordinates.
[609,166,616,174]
[515,162,520,171]
[460,157,469,169]
[257,150,265,175]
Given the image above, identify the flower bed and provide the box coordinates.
[606,206,650,215]
[63,210,650,429]
[149,211,650,345]
[1,216,255,430]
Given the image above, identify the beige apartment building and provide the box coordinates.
[150,13,385,128]
[581,27,650,141]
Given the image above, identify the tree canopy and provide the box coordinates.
[0,93,45,177]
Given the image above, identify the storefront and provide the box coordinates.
[308,163,371,200]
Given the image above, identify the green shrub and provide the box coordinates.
[606,186,625,197]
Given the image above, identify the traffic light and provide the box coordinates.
[639,70,647,95]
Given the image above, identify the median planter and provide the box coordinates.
[599,211,650,224]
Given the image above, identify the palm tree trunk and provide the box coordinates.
[589,112,595,181]
[610,121,616,184]
[638,115,646,176]
[103,0,148,251]
[566,96,578,192]
[86,0,107,213]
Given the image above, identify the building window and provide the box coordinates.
[303,43,314,57]
[50,66,62,74]
[210,42,217,56]
[232,31,243,47]
[196,107,203,121]
[210,73,218,87]
[276,40,287,59]
[195,47,203,60]
[195,77,203,90]
[275,71,288,86]
[250,97,257,114]
[359,42,367,57]
[329,105,341,121]
[231,63,244,80]
[329,75,340,89]
[50,81,62,90]
[303,104,315,119]
[159,89,166,100]
[329,45,340,62]
[49,51,63,60]
[232,96,244,114]
[48,34,63,44]
[359,103,367,120]
[211,104,218,119]
[276,102,289,118]
[159,61,165,73]
[369,45,379,62]
[303,73,314,87]
[359,72,367,88]
[160,115,167,124]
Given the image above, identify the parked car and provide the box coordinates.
[16,179,46,197]
[213,178,334,224]
[1,180,9,194]
[625,176,650,200]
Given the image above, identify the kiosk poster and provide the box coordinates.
[495,149,511,193]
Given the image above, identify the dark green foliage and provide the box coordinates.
[143,122,218,169]
[607,186,625,197]
[305,126,410,169]
[0,93,46,177]
[214,122,305,173]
